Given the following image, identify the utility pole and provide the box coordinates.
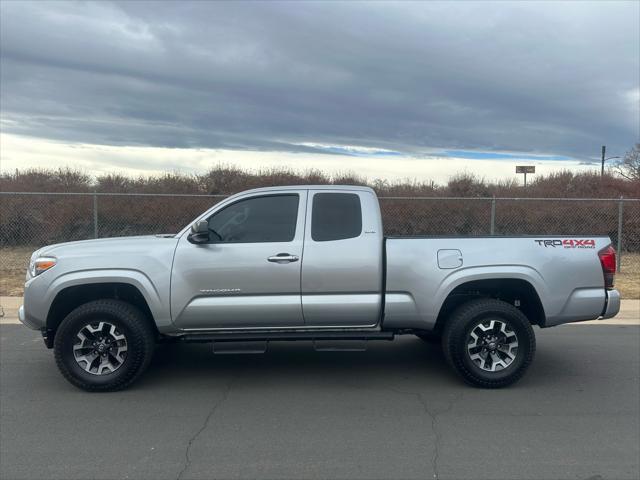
[600,145,620,176]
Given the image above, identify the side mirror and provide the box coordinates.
[187,220,210,244]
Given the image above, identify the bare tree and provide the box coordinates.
[614,143,640,181]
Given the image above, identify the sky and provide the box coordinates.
[1,0,639,183]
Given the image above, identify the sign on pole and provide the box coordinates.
[516,165,535,187]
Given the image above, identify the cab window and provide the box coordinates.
[311,193,362,241]
[207,194,299,243]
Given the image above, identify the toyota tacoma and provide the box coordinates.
[19,185,621,391]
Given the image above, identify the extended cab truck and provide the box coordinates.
[19,185,621,391]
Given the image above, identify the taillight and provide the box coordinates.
[598,245,616,289]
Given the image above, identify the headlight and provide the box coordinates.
[29,257,57,277]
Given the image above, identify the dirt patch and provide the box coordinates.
[0,247,33,296]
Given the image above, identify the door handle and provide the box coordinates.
[267,253,299,263]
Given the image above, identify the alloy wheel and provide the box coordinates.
[73,321,128,375]
[466,319,519,372]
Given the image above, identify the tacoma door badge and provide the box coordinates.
[199,288,242,294]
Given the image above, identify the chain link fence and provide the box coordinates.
[379,197,640,264]
[1,192,639,270]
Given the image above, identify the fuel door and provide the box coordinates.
[437,249,463,269]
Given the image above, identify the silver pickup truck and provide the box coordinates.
[19,185,620,391]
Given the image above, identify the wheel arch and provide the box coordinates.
[434,278,546,332]
[46,282,159,347]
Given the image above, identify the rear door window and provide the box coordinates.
[311,193,362,242]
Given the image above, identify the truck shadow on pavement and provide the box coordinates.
[137,326,640,392]
[140,336,460,389]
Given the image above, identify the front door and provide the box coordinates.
[171,192,306,329]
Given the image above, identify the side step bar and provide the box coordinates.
[178,330,395,343]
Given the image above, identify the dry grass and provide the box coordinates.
[1,247,638,299]
[1,247,33,296]
[617,253,640,300]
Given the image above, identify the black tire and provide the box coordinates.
[441,298,535,388]
[54,300,155,392]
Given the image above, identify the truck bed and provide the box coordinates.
[383,235,617,329]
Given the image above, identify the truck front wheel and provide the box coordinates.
[441,298,536,388]
[53,300,155,392]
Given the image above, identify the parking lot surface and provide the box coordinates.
[1,322,638,480]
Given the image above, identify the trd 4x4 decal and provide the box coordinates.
[534,239,596,248]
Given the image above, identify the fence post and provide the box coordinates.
[490,197,496,235]
[617,196,623,272]
[93,193,98,239]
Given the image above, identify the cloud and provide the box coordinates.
[0,132,602,184]
[1,0,638,164]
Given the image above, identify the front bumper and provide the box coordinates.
[17,304,40,329]
[18,305,34,330]
[19,304,54,348]
[600,289,621,319]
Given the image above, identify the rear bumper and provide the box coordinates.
[544,288,620,327]
[600,289,621,319]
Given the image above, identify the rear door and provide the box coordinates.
[171,191,306,329]
[301,189,384,326]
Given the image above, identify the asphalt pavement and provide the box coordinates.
[1,321,639,480]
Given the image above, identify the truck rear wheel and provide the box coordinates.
[441,298,535,388]
[53,300,155,392]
